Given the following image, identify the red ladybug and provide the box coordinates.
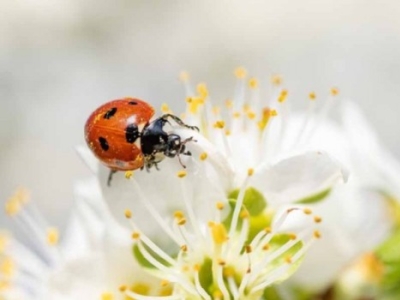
[84,97,198,185]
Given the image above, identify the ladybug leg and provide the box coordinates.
[160,114,199,131]
[107,169,117,186]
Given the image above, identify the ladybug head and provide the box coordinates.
[140,114,198,170]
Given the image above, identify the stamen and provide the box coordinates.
[124,209,132,219]
[234,67,247,79]
[176,170,187,178]
[125,171,134,179]
[199,152,208,161]
[314,216,322,223]
[271,75,282,86]
[101,292,114,300]
[213,120,225,129]
[161,103,173,114]
[197,83,209,99]
[210,223,228,245]
[330,87,339,96]
[248,78,258,89]
[216,264,231,300]
[46,227,59,246]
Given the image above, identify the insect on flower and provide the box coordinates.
[84,98,199,185]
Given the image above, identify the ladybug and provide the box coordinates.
[84,97,198,185]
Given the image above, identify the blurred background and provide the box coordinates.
[1,0,400,229]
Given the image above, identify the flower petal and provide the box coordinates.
[251,151,348,206]
[75,145,99,174]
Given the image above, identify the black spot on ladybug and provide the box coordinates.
[128,101,138,105]
[103,107,117,119]
[99,137,109,151]
[125,124,139,143]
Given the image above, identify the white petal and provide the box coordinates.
[342,101,400,196]
[100,129,233,237]
[286,183,392,292]
[75,145,99,174]
[252,151,348,206]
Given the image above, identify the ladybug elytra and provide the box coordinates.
[84,97,198,185]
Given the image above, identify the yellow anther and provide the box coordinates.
[131,232,141,240]
[225,129,231,136]
[308,92,316,100]
[179,71,190,82]
[118,285,127,292]
[359,253,384,283]
[234,67,247,79]
[262,243,270,251]
[217,258,226,266]
[213,120,225,129]
[270,109,278,116]
[213,290,223,299]
[182,265,190,272]
[125,171,133,179]
[216,202,224,210]
[0,233,9,253]
[4,189,28,216]
[0,280,10,291]
[177,217,187,226]
[132,283,150,295]
[271,74,282,86]
[264,227,272,234]
[303,208,312,215]
[208,221,215,227]
[224,266,235,277]
[212,106,220,115]
[181,245,188,252]
[248,77,259,89]
[330,87,339,96]
[193,264,201,272]
[247,110,256,120]
[233,111,241,118]
[243,103,251,112]
[46,227,59,246]
[285,256,292,264]
[197,83,208,99]
[314,216,322,223]
[199,152,208,161]
[240,209,250,219]
[258,107,272,131]
[0,257,14,277]
[161,103,172,114]
[211,223,228,245]
[101,292,114,300]
[278,89,288,103]
[245,245,252,253]
[288,233,297,240]
[247,168,254,176]
[314,230,321,239]
[177,170,187,178]
[124,209,132,219]
[160,279,170,287]
[186,96,204,114]
[225,99,233,109]
[5,200,20,216]
[174,211,185,219]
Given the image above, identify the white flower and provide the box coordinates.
[1,181,172,300]
[91,69,347,299]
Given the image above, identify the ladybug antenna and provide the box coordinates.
[160,114,199,131]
